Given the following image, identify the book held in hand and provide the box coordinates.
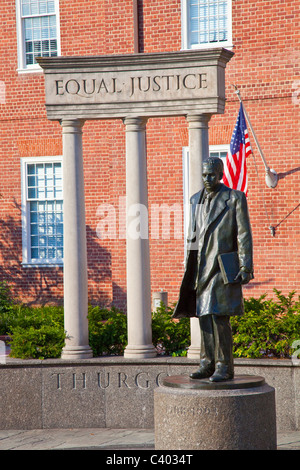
[218,252,240,285]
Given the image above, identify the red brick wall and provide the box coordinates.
[220,0,300,299]
[0,0,299,308]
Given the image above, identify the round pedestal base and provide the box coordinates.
[154,374,277,450]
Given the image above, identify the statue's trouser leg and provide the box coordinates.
[199,314,234,374]
[199,314,215,369]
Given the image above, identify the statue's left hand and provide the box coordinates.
[234,270,252,285]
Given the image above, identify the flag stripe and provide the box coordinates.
[223,104,252,196]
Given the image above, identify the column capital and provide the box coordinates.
[186,113,212,128]
[123,116,148,132]
[60,119,85,134]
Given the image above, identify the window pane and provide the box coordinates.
[31,248,39,258]
[38,212,45,223]
[49,25,56,39]
[30,200,64,261]
[31,0,39,15]
[26,55,34,65]
[28,187,36,199]
[30,211,37,224]
[42,40,49,55]
[38,200,45,211]
[199,18,208,43]
[22,0,30,16]
[47,0,55,13]
[31,224,38,235]
[38,224,45,234]
[209,149,228,164]
[27,175,36,187]
[189,0,229,46]
[27,164,35,175]
[39,0,47,14]
[33,41,41,54]
[21,0,57,16]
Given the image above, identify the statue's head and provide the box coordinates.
[202,157,224,193]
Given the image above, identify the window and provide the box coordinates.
[16,0,60,72]
[209,144,229,164]
[21,157,63,265]
[182,0,232,50]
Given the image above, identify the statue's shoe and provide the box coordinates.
[209,364,234,382]
[189,367,214,380]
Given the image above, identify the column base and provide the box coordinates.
[187,345,200,359]
[124,344,157,359]
[61,345,93,360]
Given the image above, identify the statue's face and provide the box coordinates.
[202,164,223,193]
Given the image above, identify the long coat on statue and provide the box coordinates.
[172,183,253,319]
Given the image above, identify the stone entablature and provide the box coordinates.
[37,48,234,120]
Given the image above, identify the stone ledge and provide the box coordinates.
[0,357,298,431]
[1,355,297,367]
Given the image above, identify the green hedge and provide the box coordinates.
[152,304,190,356]
[88,305,127,356]
[231,289,300,359]
[0,281,299,360]
[1,304,65,360]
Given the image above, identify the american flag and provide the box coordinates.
[223,103,252,194]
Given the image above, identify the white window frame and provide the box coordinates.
[16,0,61,73]
[181,0,233,50]
[21,156,64,266]
[209,144,229,165]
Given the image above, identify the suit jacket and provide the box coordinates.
[173,184,253,318]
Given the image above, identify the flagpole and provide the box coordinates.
[233,85,278,189]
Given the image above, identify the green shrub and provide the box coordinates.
[0,280,299,360]
[0,281,17,335]
[88,305,127,356]
[151,303,190,356]
[8,305,65,360]
[9,323,65,359]
[231,289,300,359]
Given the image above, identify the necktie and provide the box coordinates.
[205,194,211,214]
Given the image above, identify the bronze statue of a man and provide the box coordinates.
[173,157,253,382]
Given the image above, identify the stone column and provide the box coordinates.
[186,114,211,359]
[61,119,93,360]
[123,117,156,358]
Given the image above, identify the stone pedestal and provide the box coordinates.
[154,375,277,450]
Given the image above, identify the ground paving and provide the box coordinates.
[0,428,299,450]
